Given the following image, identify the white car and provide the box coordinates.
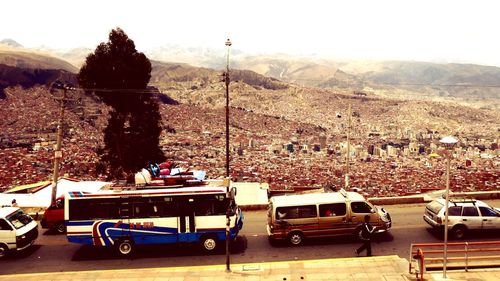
[423,198,500,239]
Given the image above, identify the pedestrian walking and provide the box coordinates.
[11,199,19,207]
[355,215,376,257]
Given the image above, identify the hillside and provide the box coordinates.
[0,50,498,193]
[0,47,78,73]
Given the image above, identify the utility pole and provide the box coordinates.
[51,84,67,206]
[224,38,232,273]
[345,103,352,189]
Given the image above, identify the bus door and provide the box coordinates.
[178,197,196,242]
[118,199,131,237]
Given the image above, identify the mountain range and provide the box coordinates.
[1,38,499,110]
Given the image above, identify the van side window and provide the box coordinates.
[319,203,347,217]
[0,219,13,230]
[351,202,372,213]
[276,205,317,219]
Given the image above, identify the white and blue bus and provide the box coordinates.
[64,183,243,256]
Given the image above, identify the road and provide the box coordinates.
[0,201,499,275]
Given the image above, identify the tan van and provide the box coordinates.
[266,190,392,245]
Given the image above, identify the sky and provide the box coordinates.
[2,0,500,66]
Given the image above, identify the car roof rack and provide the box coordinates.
[448,195,477,206]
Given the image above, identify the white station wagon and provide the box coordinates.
[423,198,500,239]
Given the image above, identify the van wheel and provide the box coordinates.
[0,245,8,258]
[451,225,467,239]
[116,239,134,256]
[55,222,66,233]
[288,232,303,246]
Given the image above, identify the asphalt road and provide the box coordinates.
[0,201,499,275]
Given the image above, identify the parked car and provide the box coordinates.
[0,206,39,258]
[423,197,500,239]
[40,196,65,233]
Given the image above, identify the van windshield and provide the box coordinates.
[6,210,33,229]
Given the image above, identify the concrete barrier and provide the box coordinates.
[369,190,500,206]
[369,196,426,205]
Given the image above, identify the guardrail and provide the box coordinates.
[409,241,500,280]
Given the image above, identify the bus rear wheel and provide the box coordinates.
[201,235,218,252]
[116,239,134,256]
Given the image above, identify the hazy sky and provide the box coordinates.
[2,0,500,66]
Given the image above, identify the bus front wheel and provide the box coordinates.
[200,235,218,252]
[116,239,134,256]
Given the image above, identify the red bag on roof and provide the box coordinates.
[159,161,173,169]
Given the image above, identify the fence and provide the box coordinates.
[409,241,500,279]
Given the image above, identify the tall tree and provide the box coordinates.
[78,28,165,180]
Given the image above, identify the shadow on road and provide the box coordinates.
[71,235,248,261]
[268,231,394,248]
[1,245,42,260]
[426,227,500,241]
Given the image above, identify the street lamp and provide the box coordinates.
[344,104,352,189]
[439,135,458,279]
[224,38,232,273]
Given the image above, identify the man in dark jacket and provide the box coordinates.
[355,215,376,257]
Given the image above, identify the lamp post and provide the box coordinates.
[345,104,352,189]
[439,135,458,279]
[224,38,232,273]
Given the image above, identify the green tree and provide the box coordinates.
[78,28,165,180]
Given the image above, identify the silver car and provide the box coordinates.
[423,198,500,239]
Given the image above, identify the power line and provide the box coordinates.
[279,78,500,88]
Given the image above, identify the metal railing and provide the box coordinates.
[409,241,500,279]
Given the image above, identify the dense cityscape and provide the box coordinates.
[1,87,498,196]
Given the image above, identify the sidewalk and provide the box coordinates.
[0,255,498,281]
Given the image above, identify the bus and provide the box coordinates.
[64,182,243,256]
